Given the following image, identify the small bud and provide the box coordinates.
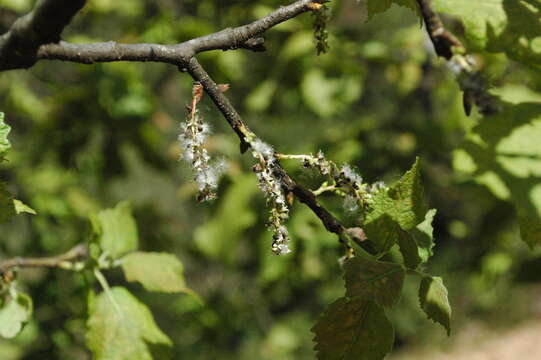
[307,2,323,11]
[218,84,230,93]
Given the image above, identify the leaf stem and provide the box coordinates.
[93,268,123,317]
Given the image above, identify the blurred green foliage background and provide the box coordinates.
[1,0,540,358]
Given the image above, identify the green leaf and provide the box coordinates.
[364,215,402,253]
[364,159,429,255]
[366,0,420,20]
[312,297,394,360]
[93,201,138,259]
[0,112,10,162]
[397,209,437,269]
[344,257,405,307]
[121,252,190,294]
[433,0,541,65]
[366,157,428,231]
[397,227,422,269]
[13,199,36,215]
[86,287,171,360]
[0,292,33,339]
[453,102,541,247]
[419,276,451,336]
[491,84,541,105]
[408,208,437,263]
[0,182,15,223]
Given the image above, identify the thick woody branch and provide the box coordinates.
[2,0,324,70]
[185,57,347,240]
[0,244,88,275]
[416,0,463,59]
[0,0,86,70]
[36,37,265,67]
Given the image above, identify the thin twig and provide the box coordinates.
[0,244,88,274]
[312,184,338,196]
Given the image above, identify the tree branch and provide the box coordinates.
[2,0,324,70]
[0,0,86,70]
[185,57,351,248]
[0,244,88,275]
[416,0,463,60]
